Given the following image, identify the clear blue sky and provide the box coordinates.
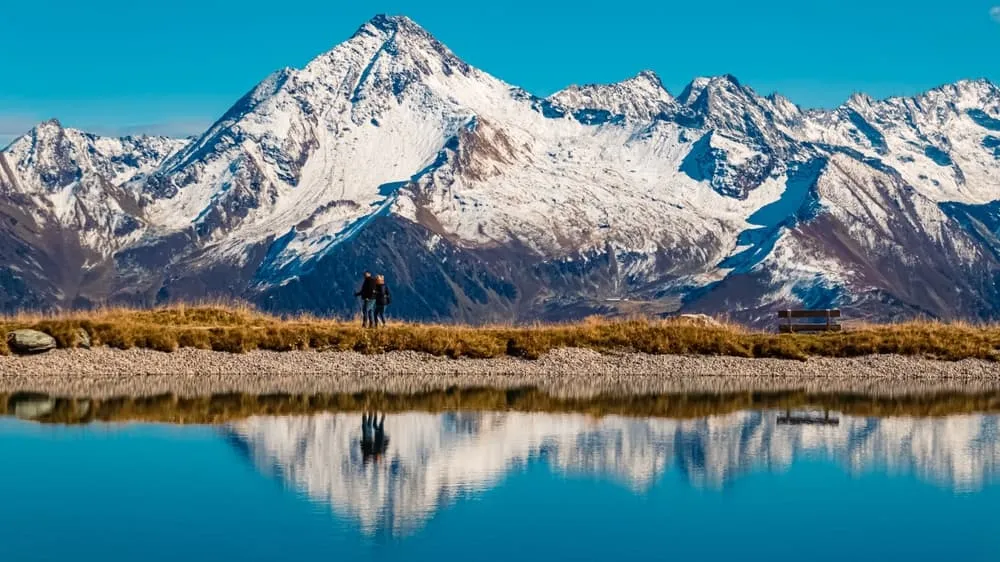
[2,0,999,144]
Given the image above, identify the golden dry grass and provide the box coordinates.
[4,389,1000,425]
[1,305,999,361]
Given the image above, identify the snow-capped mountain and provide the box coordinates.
[0,122,187,309]
[2,14,999,322]
[227,411,1000,536]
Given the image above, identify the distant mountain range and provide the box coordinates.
[3,14,1000,323]
[228,411,1000,536]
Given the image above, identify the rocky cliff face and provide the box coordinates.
[2,15,1000,323]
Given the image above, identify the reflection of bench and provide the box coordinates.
[777,409,840,426]
[778,309,842,333]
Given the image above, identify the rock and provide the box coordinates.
[74,328,92,349]
[6,329,57,354]
[675,314,723,327]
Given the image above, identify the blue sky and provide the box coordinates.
[1,0,999,145]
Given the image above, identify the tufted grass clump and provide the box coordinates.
[1,305,999,361]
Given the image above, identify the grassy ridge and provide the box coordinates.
[2,305,1000,360]
[4,389,1000,425]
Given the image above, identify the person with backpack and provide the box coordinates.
[374,274,391,327]
[354,271,377,328]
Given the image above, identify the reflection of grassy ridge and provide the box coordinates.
[4,389,1000,425]
[2,305,1000,360]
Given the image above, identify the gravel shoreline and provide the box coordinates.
[2,347,999,398]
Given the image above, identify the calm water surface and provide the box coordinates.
[2,408,999,561]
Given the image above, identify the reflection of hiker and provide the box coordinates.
[361,412,389,464]
[354,272,377,328]
[374,275,391,328]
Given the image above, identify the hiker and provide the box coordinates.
[374,274,391,327]
[354,271,377,328]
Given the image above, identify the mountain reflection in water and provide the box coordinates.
[226,411,1000,537]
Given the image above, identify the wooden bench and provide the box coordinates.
[777,309,842,333]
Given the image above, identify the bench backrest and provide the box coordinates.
[777,309,842,333]
[777,309,841,319]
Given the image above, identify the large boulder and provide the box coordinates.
[6,329,57,354]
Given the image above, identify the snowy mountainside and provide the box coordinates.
[228,411,1000,536]
[2,14,1000,322]
[0,122,187,310]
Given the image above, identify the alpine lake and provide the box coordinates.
[2,389,999,561]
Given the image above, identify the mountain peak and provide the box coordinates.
[368,13,401,30]
[34,118,64,132]
[627,70,666,89]
[678,74,747,105]
[845,92,874,109]
[368,13,415,30]
[352,13,428,42]
[328,13,469,78]
[926,78,999,104]
[712,73,742,88]
[606,70,672,99]
[0,119,61,154]
[17,118,68,147]
[955,77,995,88]
[548,71,676,121]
